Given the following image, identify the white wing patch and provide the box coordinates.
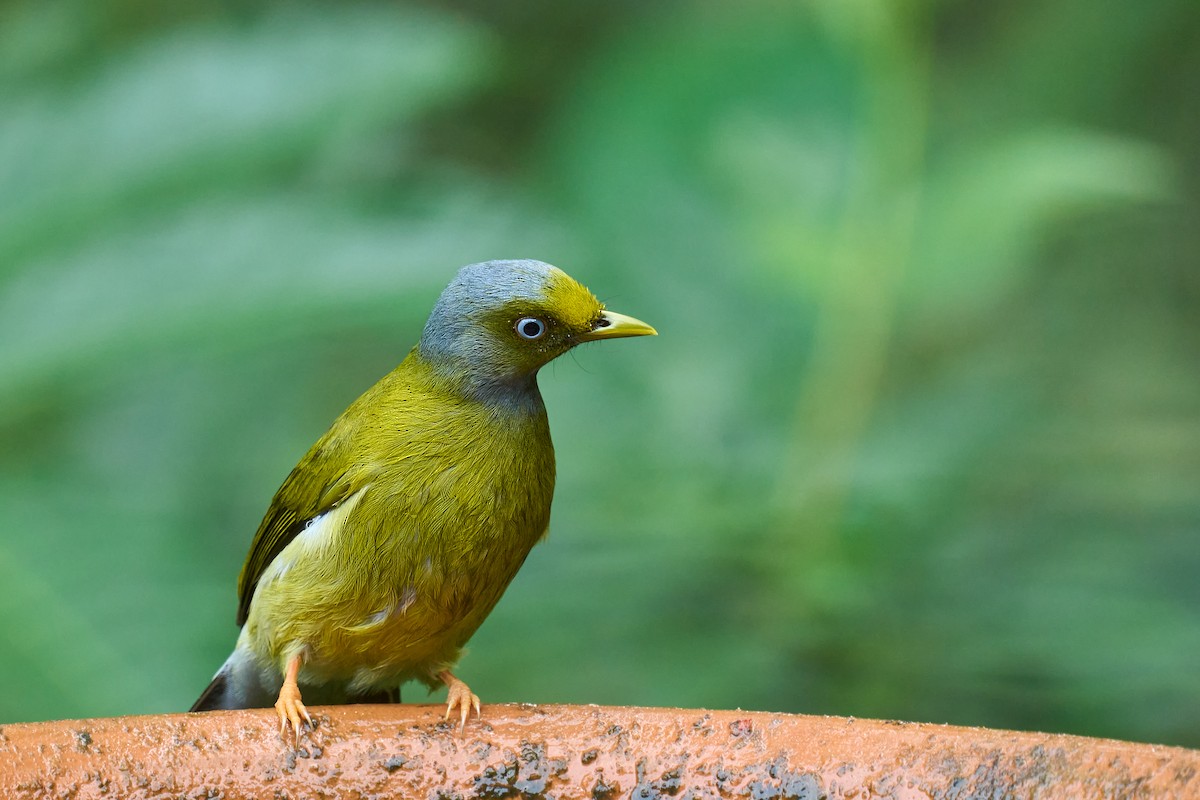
[261,485,370,586]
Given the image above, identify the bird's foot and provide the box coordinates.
[438,670,480,733]
[274,680,312,743]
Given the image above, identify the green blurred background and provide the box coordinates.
[1,0,1197,747]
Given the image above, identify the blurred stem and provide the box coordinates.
[771,0,929,612]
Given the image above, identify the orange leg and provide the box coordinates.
[274,653,312,741]
[438,670,481,733]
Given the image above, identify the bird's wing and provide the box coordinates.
[234,438,368,627]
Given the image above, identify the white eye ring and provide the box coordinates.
[515,317,547,340]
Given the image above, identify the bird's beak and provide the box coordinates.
[579,310,658,341]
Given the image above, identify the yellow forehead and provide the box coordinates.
[540,268,605,330]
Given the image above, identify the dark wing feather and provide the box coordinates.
[234,439,364,626]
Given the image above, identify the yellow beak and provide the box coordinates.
[579,310,658,341]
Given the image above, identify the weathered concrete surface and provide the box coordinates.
[1,705,1197,799]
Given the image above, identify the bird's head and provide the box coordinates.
[418,260,656,405]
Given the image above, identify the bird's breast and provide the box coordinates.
[334,405,555,647]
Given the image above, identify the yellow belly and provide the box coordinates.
[240,407,554,693]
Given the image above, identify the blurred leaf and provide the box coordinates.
[0,5,489,266]
[0,190,552,413]
[544,5,864,285]
[0,0,99,82]
[906,129,1173,322]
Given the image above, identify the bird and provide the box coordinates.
[189,259,655,740]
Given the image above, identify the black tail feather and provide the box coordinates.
[189,670,230,712]
[189,653,402,711]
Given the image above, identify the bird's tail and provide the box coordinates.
[189,646,404,711]
[189,669,232,712]
[189,646,274,711]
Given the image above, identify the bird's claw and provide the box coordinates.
[440,671,481,734]
[274,682,312,744]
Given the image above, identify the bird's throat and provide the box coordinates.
[414,349,546,418]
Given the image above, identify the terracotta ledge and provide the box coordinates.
[1,704,1197,798]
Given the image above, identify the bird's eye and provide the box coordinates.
[515,317,547,340]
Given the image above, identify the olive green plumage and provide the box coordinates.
[191,260,654,723]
